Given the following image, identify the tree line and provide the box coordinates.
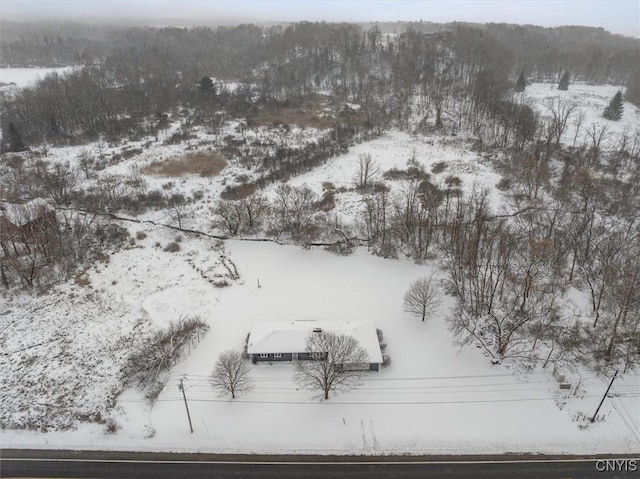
[3,21,639,151]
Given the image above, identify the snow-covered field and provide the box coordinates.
[2,82,639,455]
[277,130,504,218]
[525,82,640,150]
[0,67,76,88]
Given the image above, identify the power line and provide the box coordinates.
[611,388,640,433]
[184,379,558,390]
[181,371,568,381]
[609,397,640,446]
[119,394,606,406]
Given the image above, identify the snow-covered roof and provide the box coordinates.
[247,320,383,363]
[0,198,55,227]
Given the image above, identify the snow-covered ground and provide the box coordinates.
[0,67,76,88]
[272,130,503,218]
[0,230,238,431]
[524,82,640,150]
[3,240,639,454]
[2,82,639,455]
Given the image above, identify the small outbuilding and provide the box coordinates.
[247,320,383,371]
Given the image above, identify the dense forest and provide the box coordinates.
[2,20,639,148]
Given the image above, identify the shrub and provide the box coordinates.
[383,168,410,180]
[495,177,512,191]
[383,167,429,182]
[124,316,209,397]
[431,161,447,174]
[95,224,130,248]
[105,418,119,434]
[444,176,462,188]
[164,130,193,145]
[220,182,257,200]
[324,242,353,255]
[164,242,180,252]
[95,252,110,263]
[74,272,91,287]
[315,189,336,211]
[136,231,147,240]
[382,354,392,368]
[192,190,204,201]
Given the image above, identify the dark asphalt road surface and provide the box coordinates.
[2,450,638,479]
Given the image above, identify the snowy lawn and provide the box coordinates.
[4,240,637,454]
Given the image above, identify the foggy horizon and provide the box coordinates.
[2,0,639,38]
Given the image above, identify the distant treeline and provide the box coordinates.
[1,21,639,149]
[3,20,638,83]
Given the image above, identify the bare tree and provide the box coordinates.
[272,184,317,239]
[239,194,270,232]
[355,153,379,189]
[571,111,586,148]
[126,315,209,387]
[34,161,79,205]
[168,194,187,230]
[210,350,251,399]
[403,275,441,321]
[214,200,244,235]
[293,331,369,400]
[362,188,390,251]
[585,122,610,165]
[544,97,577,146]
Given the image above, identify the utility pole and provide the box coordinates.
[590,370,618,423]
[178,378,194,433]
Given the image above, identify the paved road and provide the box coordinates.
[2,450,638,479]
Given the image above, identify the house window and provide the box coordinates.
[274,353,283,358]
[259,353,269,359]
[311,351,323,359]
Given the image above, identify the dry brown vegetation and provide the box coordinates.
[250,106,335,129]
[249,97,364,129]
[142,152,227,177]
[220,182,257,200]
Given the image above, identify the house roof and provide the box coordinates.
[247,320,383,363]
[0,198,54,227]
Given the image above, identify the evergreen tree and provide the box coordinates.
[515,71,526,92]
[3,123,28,153]
[558,71,570,91]
[200,76,215,94]
[603,90,624,120]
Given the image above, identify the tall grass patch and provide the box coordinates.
[143,152,227,177]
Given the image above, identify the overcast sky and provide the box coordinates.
[2,0,639,37]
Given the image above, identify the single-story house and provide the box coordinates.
[247,320,383,371]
